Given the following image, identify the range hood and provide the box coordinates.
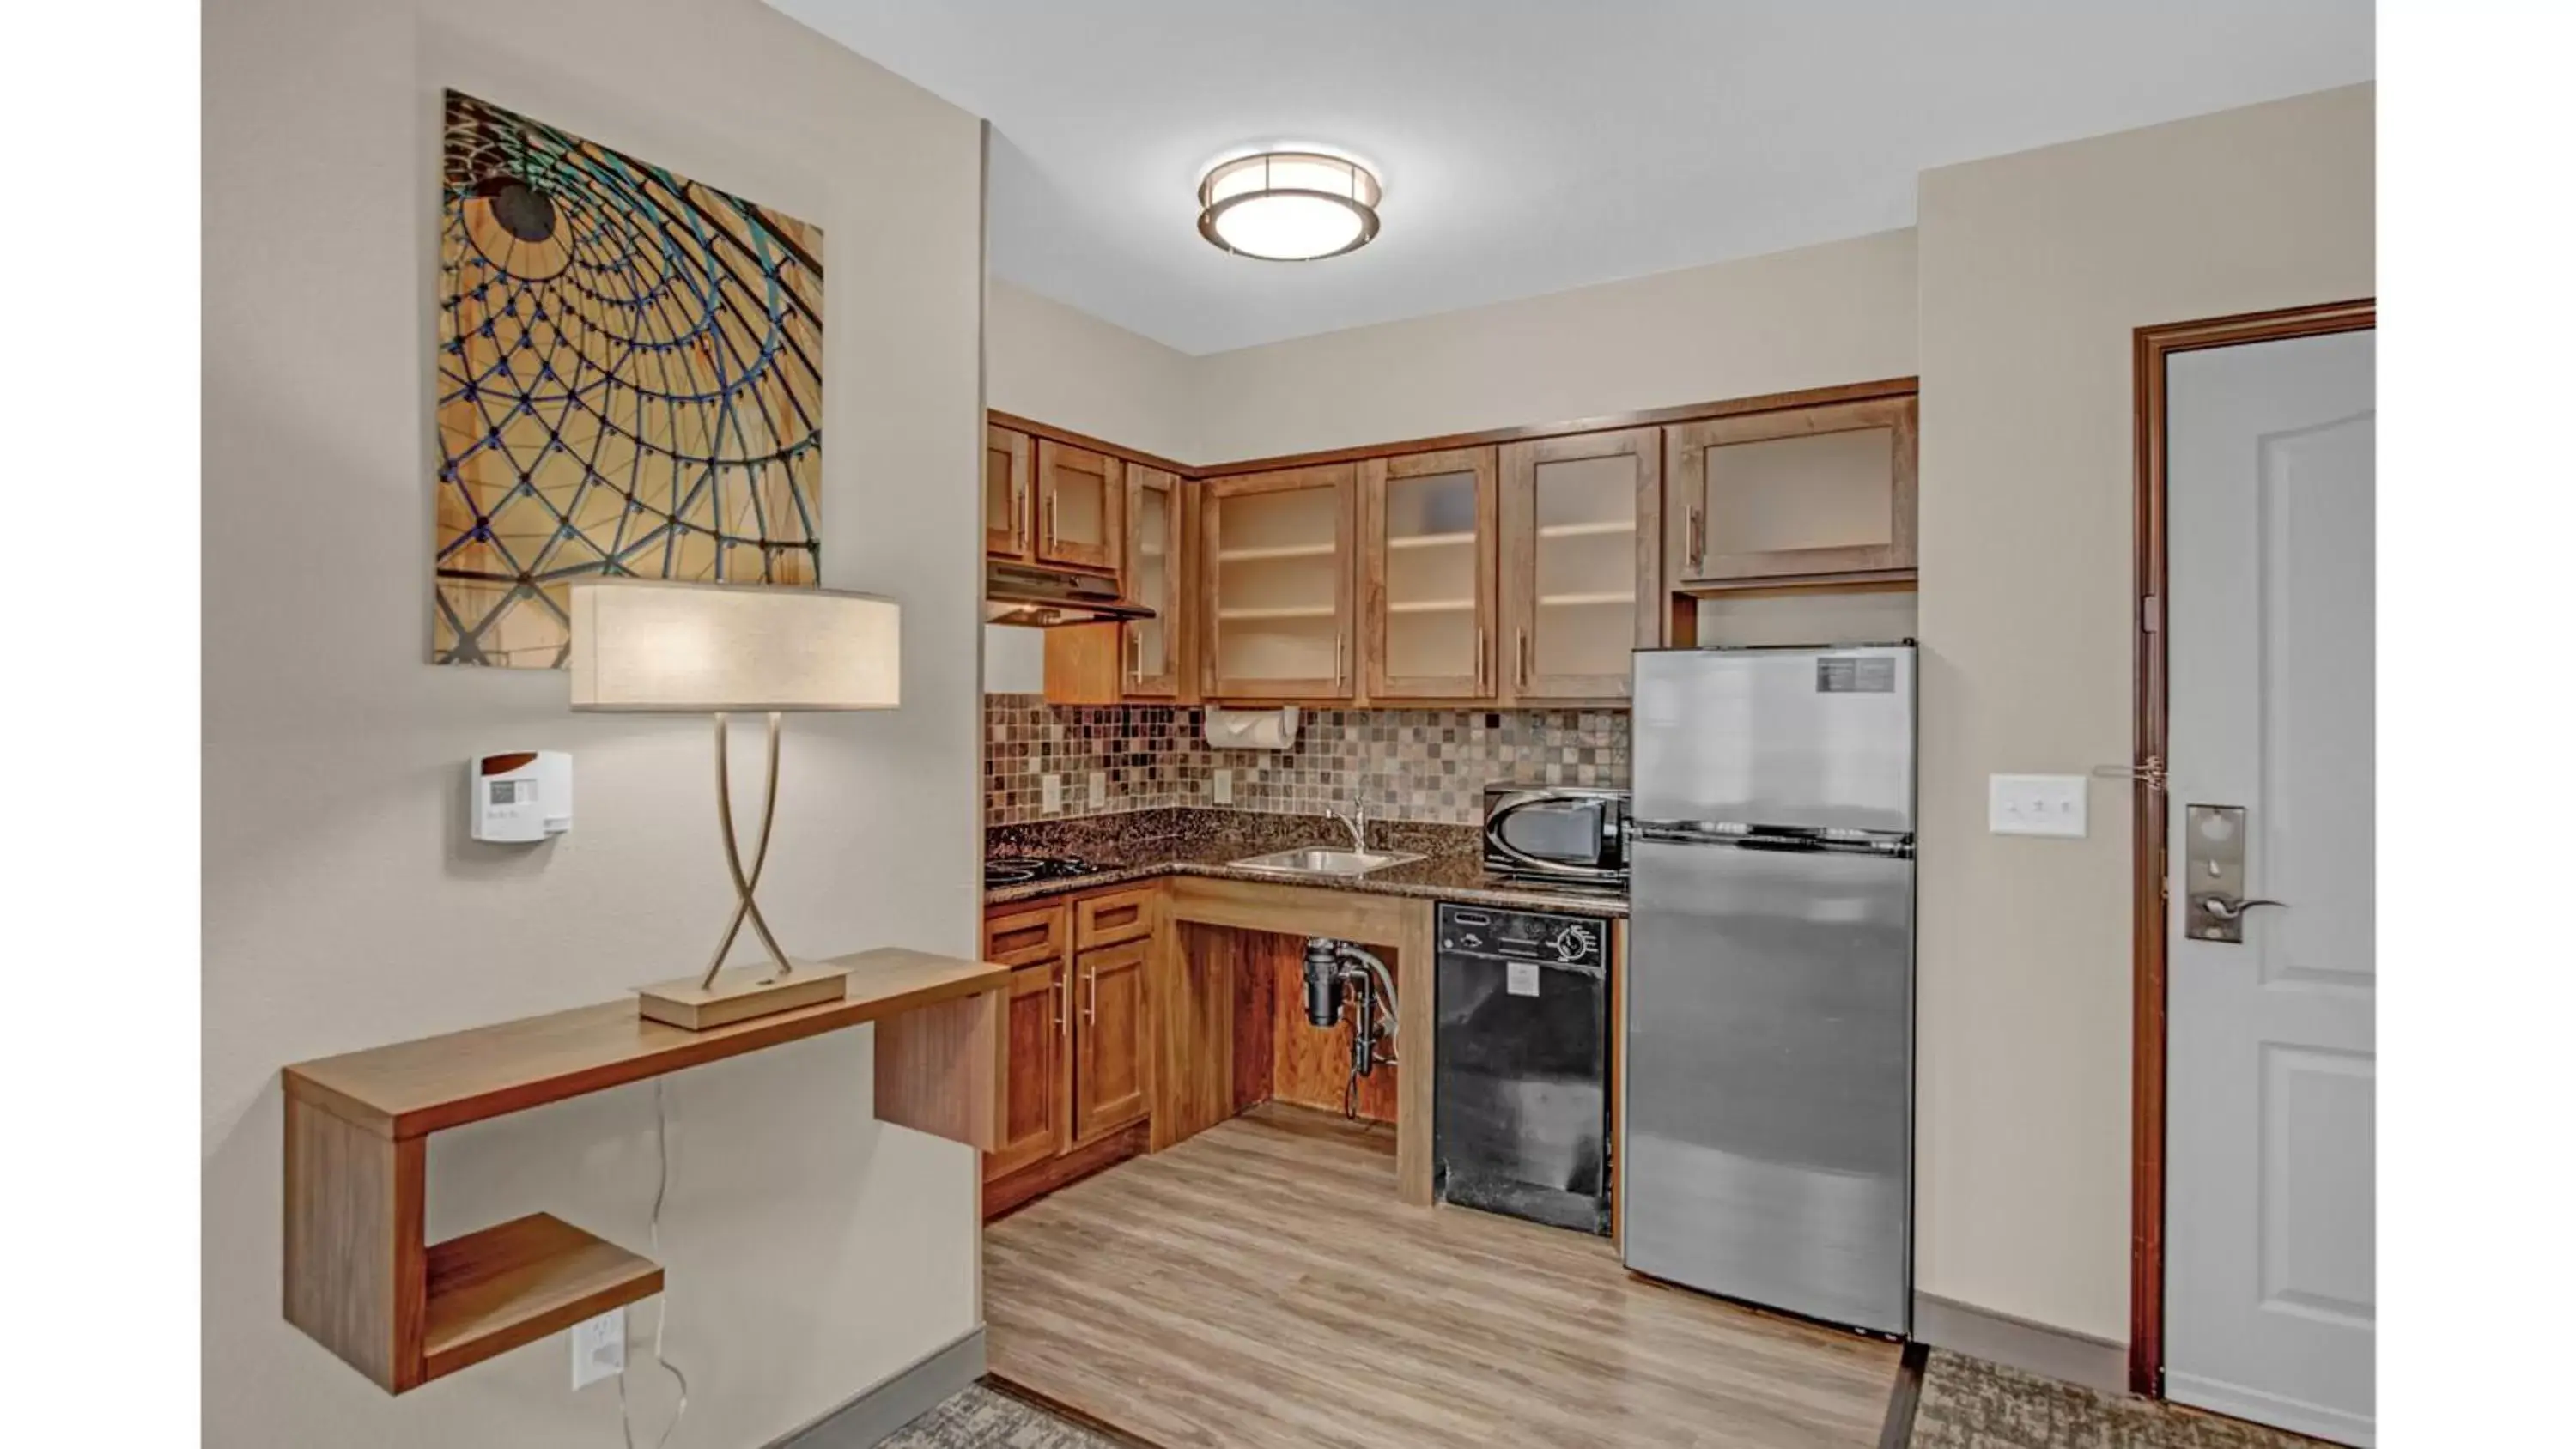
[984,561,1155,627]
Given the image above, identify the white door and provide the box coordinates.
[2164,328,2374,1446]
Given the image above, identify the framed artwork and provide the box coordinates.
[434,90,825,667]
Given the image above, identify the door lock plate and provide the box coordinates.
[2183,803,2248,943]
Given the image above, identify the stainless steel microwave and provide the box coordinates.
[1482,784,1629,883]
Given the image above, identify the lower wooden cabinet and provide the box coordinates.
[1072,937,1152,1143]
[983,887,1158,1216]
[987,960,1068,1181]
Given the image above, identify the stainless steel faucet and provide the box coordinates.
[1334,800,1369,852]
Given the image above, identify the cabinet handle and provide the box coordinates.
[1688,505,1705,573]
[1054,969,1067,1032]
[1475,624,1487,693]
[1334,632,1346,686]
[1045,491,1059,549]
[1084,964,1097,1024]
[1517,630,1532,688]
[1126,627,1140,682]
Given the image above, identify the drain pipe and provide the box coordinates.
[1301,937,1400,1117]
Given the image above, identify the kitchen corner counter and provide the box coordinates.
[985,808,1628,918]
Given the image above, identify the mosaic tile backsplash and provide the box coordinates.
[983,694,1630,828]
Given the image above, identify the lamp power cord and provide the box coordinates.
[619,1076,691,1449]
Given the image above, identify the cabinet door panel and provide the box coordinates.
[1074,939,1152,1143]
[986,426,1033,561]
[1122,467,1182,698]
[1364,448,1496,700]
[1203,465,1356,700]
[1036,440,1122,573]
[986,961,1068,1182]
[1666,397,1917,584]
[1503,428,1661,702]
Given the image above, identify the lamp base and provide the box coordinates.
[635,961,851,1031]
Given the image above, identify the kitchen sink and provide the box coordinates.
[1226,846,1425,878]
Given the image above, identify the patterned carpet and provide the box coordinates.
[880,1383,1134,1449]
[1911,1350,2337,1449]
[886,1354,2344,1449]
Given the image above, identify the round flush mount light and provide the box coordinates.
[1197,151,1382,261]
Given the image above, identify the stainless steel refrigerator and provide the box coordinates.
[1622,644,1915,1336]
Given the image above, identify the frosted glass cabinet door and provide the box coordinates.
[1122,466,1183,698]
[1502,427,1662,701]
[986,425,1032,561]
[1202,464,1356,700]
[1036,439,1122,573]
[1362,446,1496,700]
[1664,395,1917,585]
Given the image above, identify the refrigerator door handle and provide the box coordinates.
[1631,819,1914,858]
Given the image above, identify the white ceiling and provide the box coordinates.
[771,1,2373,355]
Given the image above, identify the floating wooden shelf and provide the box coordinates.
[422,1213,664,1385]
[282,946,1008,1393]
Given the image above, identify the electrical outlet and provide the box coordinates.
[1988,773,2087,838]
[1086,771,1105,809]
[1041,773,1063,813]
[570,1307,625,1390]
[1212,768,1232,805]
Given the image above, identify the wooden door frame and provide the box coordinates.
[2127,297,2374,1396]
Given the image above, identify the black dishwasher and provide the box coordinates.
[1434,902,1612,1234]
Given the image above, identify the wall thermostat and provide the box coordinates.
[470,750,572,843]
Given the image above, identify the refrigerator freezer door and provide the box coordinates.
[1621,835,1913,1334]
[1631,646,1915,833]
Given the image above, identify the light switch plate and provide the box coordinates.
[571,1307,624,1390]
[1989,773,2087,838]
[1086,771,1106,809]
[1041,773,1063,813]
[1212,768,1233,805]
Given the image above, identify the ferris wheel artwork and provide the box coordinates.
[433,90,825,668]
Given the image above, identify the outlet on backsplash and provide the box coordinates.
[983,694,1628,829]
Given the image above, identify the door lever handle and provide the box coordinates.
[2196,894,2286,922]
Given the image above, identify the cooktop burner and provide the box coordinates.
[984,854,1097,888]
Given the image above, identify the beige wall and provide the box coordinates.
[987,277,1198,462]
[201,2,986,1444]
[1189,229,1918,463]
[1912,83,2375,1342]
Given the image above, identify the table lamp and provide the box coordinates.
[568,579,901,1030]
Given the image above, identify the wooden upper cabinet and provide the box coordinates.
[1362,448,1498,700]
[986,425,1034,561]
[987,961,1069,1183]
[1201,464,1357,701]
[1501,427,1663,702]
[1123,466,1186,698]
[1072,940,1152,1143]
[1036,440,1123,573]
[1664,395,1917,587]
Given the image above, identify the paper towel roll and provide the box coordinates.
[1203,706,1301,749]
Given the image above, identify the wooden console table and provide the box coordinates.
[280,946,1007,1393]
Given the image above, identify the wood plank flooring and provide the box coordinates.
[986,1103,1899,1448]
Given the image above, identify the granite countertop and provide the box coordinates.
[986,808,1629,919]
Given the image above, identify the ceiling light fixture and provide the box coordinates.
[1197,151,1382,261]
